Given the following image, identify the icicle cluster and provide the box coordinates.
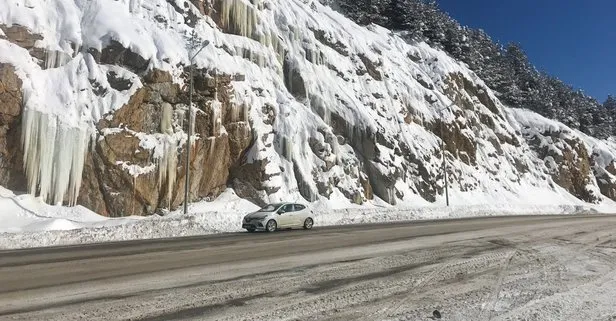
[219,0,259,39]
[256,29,286,67]
[157,103,179,208]
[211,102,221,135]
[156,138,178,208]
[227,102,249,123]
[43,50,70,70]
[21,110,91,206]
[216,0,286,69]
[283,136,294,161]
[305,47,325,66]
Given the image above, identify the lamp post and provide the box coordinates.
[438,103,455,207]
[184,38,210,215]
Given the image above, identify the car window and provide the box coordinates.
[279,204,293,214]
[258,204,278,212]
[295,204,305,211]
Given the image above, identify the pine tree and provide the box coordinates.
[336,0,386,26]
[385,0,407,30]
[605,95,616,109]
[328,0,610,137]
[420,1,449,47]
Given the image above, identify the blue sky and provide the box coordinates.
[435,0,615,102]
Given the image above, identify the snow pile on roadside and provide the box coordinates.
[0,188,254,249]
[0,186,103,233]
[182,189,261,214]
[0,186,610,250]
[314,204,600,227]
[0,186,146,237]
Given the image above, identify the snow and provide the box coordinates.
[4,213,616,320]
[510,107,616,203]
[116,161,157,177]
[187,188,260,213]
[1,0,554,208]
[2,3,616,319]
[493,270,616,321]
[0,38,141,205]
[0,186,608,250]
[2,0,616,250]
[507,108,569,135]
[0,186,105,233]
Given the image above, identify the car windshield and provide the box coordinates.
[257,204,283,212]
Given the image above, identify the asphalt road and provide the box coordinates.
[1,214,615,321]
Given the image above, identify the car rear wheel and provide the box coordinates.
[303,217,314,230]
[266,219,277,232]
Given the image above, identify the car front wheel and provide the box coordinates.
[303,218,314,230]
[266,219,277,232]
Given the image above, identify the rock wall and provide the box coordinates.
[510,109,608,204]
[0,22,253,215]
[0,64,26,191]
[77,68,252,216]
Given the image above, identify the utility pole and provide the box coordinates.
[184,33,210,215]
[438,103,455,207]
[440,119,449,207]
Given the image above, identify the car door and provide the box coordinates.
[277,204,294,227]
[292,204,307,226]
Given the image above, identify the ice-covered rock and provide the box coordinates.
[0,0,615,216]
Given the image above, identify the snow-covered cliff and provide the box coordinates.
[1,0,615,216]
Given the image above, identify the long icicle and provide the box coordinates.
[22,110,91,205]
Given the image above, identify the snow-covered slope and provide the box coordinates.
[1,0,615,216]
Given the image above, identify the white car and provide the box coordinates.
[242,203,314,232]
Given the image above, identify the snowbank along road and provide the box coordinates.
[1,215,616,321]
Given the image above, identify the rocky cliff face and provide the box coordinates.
[0,17,254,215]
[1,0,615,216]
[78,68,252,216]
[0,63,26,191]
[510,109,616,204]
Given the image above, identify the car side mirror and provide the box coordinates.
[278,210,285,214]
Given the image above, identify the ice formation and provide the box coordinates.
[2,0,616,213]
[156,137,179,208]
[219,0,259,39]
[1,39,138,207]
[21,110,91,206]
[157,103,179,208]
[43,50,70,70]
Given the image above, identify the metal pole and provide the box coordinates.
[183,34,195,216]
[183,37,209,215]
[440,110,450,207]
[184,63,193,215]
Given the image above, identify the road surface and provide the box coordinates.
[1,215,616,320]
